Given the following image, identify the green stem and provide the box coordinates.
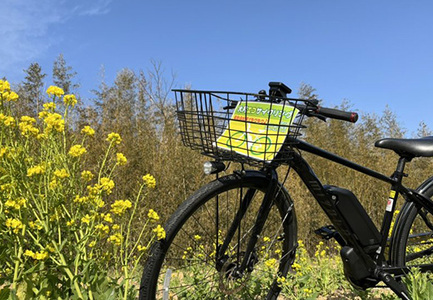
[63,108,68,153]
[125,183,145,252]
[58,252,84,299]
[11,244,23,291]
[56,209,62,245]
[123,264,129,300]
[127,219,150,260]
[98,142,113,182]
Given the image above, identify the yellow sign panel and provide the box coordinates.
[217,101,299,162]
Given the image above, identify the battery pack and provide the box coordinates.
[324,185,381,247]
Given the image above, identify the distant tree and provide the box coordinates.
[298,82,319,101]
[100,68,136,135]
[416,121,432,138]
[18,62,46,116]
[141,60,176,132]
[381,105,405,138]
[53,54,79,95]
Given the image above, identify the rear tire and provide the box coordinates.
[390,177,433,272]
[139,171,297,300]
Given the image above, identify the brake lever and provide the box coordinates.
[306,112,327,122]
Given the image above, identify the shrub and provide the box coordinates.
[0,80,163,299]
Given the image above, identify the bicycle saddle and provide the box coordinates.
[375,136,433,158]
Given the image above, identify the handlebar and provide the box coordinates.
[313,106,358,123]
[294,103,359,123]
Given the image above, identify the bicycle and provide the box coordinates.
[139,82,433,299]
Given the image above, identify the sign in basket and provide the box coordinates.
[217,101,299,162]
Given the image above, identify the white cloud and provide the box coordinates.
[76,0,113,16]
[0,0,113,78]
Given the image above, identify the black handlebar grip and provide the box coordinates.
[315,106,359,123]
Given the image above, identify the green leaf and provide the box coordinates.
[0,288,10,300]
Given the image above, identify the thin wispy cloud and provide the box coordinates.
[77,0,113,16]
[0,0,113,78]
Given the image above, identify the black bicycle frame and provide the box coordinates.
[289,138,433,273]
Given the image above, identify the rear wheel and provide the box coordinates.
[139,171,297,299]
[390,179,433,276]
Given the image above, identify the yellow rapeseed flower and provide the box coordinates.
[99,177,115,194]
[54,168,69,179]
[265,258,277,268]
[18,121,39,137]
[320,249,326,257]
[63,94,77,107]
[24,250,49,260]
[49,179,58,189]
[73,195,89,203]
[27,164,45,176]
[81,170,93,181]
[45,244,56,253]
[116,153,127,166]
[95,224,110,235]
[94,197,105,208]
[277,276,286,287]
[46,86,64,97]
[5,218,23,234]
[29,221,43,230]
[5,198,26,210]
[43,102,56,111]
[21,116,36,123]
[81,125,95,137]
[41,112,64,132]
[142,174,156,189]
[110,199,132,215]
[87,185,100,197]
[24,250,35,258]
[108,233,123,246]
[37,133,48,140]
[69,144,87,157]
[137,245,147,252]
[292,262,302,272]
[303,288,312,295]
[103,213,113,223]
[0,80,11,93]
[81,214,91,225]
[153,225,166,240]
[147,209,160,222]
[3,116,15,127]
[0,147,8,158]
[3,91,19,102]
[106,132,122,145]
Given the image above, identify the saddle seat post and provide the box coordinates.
[377,156,410,264]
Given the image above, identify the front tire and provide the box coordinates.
[139,171,297,300]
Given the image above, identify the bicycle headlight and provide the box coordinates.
[203,161,225,175]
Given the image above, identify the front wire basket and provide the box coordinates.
[174,89,312,167]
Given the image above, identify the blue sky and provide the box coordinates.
[2,0,433,134]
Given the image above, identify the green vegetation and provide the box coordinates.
[0,81,163,299]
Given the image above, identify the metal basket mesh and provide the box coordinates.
[174,89,308,167]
